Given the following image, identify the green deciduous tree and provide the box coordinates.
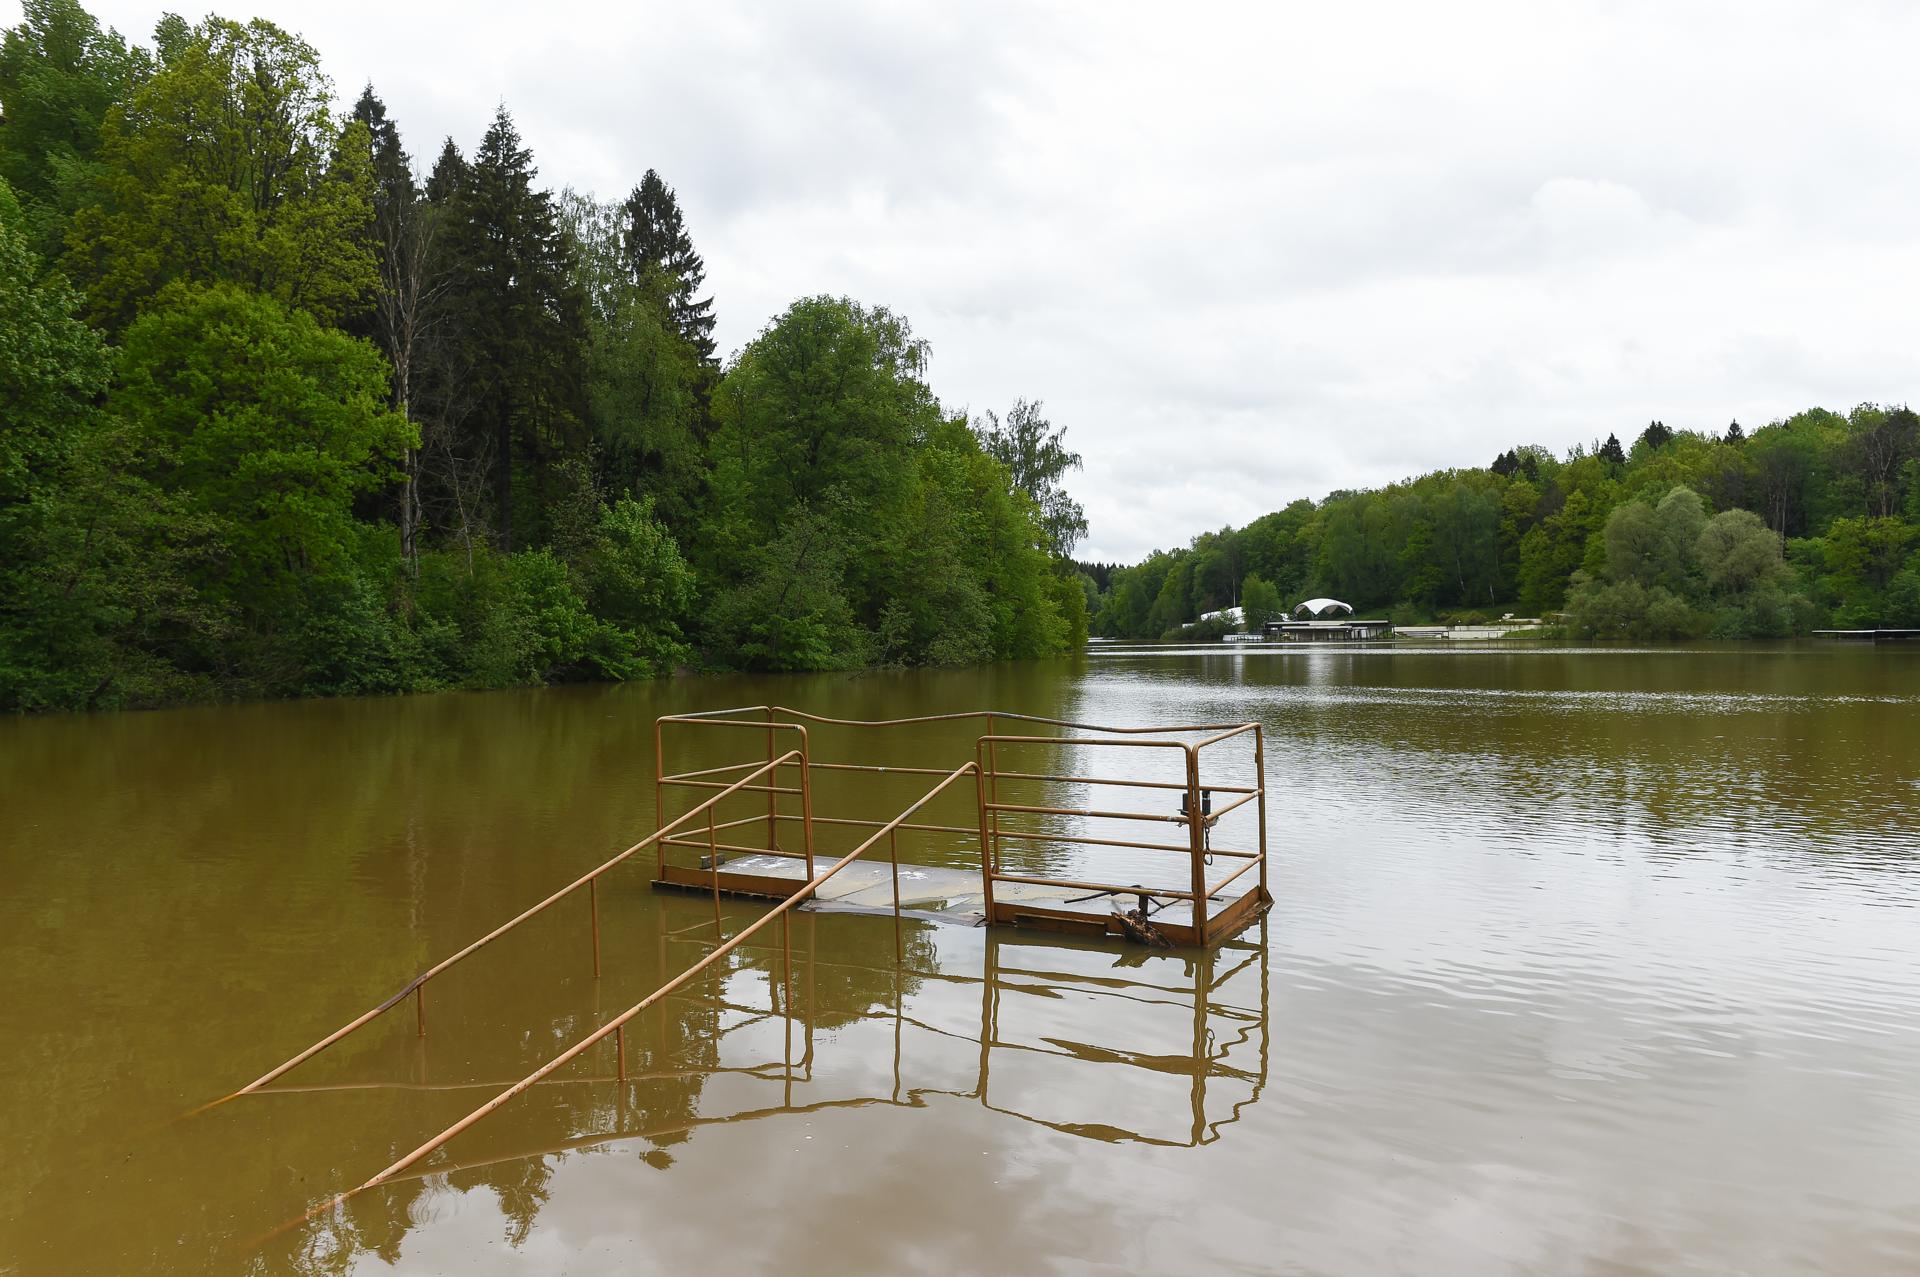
[0,0,147,262]
[975,398,1088,560]
[112,284,412,617]
[63,15,374,329]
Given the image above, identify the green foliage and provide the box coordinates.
[976,398,1088,559]
[63,15,374,329]
[0,0,147,262]
[1564,488,1813,638]
[1240,573,1283,630]
[113,284,413,616]
[1,4,1086,714]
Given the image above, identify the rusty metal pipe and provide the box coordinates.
[228,751,801,1099]
[333,761,981,1203]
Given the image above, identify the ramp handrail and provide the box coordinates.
[216,750,805,1106]
[302,759,983,1221]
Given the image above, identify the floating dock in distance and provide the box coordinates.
[1813,628,1920,643]
[650,706,1273,950]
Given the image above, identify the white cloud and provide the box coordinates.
[24,0,1920,560]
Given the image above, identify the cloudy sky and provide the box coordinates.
[22,1,1920,561]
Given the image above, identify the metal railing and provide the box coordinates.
[655,705,1269,946]
[278,759,982,1225]
[209,751,804,1109]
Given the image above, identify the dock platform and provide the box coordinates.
[655,852,1262,945]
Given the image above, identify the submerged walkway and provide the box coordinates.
[660,852,1240,937]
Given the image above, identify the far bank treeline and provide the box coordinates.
[0,2,1091,712]
[1090,413,1920,641]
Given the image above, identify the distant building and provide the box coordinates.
[1263,598,1391,642]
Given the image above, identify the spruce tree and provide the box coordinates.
[620,169,716,363]
[433,107,587,551]
[1599,433,1627,467]
[1726,419,1745,444]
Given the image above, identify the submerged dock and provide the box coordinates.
[649,705,1273,949]
[658,851,1263,943]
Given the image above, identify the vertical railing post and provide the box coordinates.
[985,714,1003,922]
[889,826,903,965]
[653,717,667,881]
[975,743,995,923]
[415,984,426,1037]
[798,727,816,880]
[782,908,794,1103]
[615,1023,627,1082]
[589,876,602,978]
[708,805,723,939]
[764,707,778,857]
[1186,744,1207,943]
[1253,725,1268,900]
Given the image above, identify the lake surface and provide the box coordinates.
[3,643,1918,1275]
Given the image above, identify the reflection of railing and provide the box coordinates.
[256,921,1269,1190]
[655,706,1270,948]
[278,761,982,1225]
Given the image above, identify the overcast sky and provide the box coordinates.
[19,1,1920,561]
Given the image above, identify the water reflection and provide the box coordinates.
[253,915,1269,1272]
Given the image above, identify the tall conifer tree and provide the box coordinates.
[620,169,716,363]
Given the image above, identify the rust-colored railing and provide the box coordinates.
[211,751,803,1109]
[284,760,982,1224]
[655,705,1269,946]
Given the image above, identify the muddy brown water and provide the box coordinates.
[2,643,1918,1275]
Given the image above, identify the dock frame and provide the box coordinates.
[650,706,1271,950]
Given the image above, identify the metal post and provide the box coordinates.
[798,727,816,879]
[782,909,793,1102]
[890,826,903,966]
[1254,725,1269,899]
[707,806,722,939]
[653,716,666,881]
[1187,745,1207,943]
[589,877,602,978]
[415,984,425,1037]
[975,739,996,923]
[765,707,778,856]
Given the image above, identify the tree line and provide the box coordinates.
[0,1,1088,711]
[1090,409,1920,640]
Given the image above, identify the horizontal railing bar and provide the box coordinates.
[1194,723,1260,751]
[1208,856,1263,900]
[662,779,804,796]
[990,828,1195,854]
[987,770,1256,794]
[329,760,984,1207]
[773,813,982,837]
[661,705,1253,736]
[808,761,957,777]
[986,801,1181,823]
[981,734,1191,750]
[660,760,763,783]
[661,837,789,859]
[1206,790,1262,821]
[988,871,1198,901]
[222,750,804,1102]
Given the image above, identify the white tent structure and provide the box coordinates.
[1290,598,1354,619]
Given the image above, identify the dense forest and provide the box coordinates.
[1091,410,1920,641]
[0,1,1089,712]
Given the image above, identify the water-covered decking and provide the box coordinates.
[654,851,1267,944]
